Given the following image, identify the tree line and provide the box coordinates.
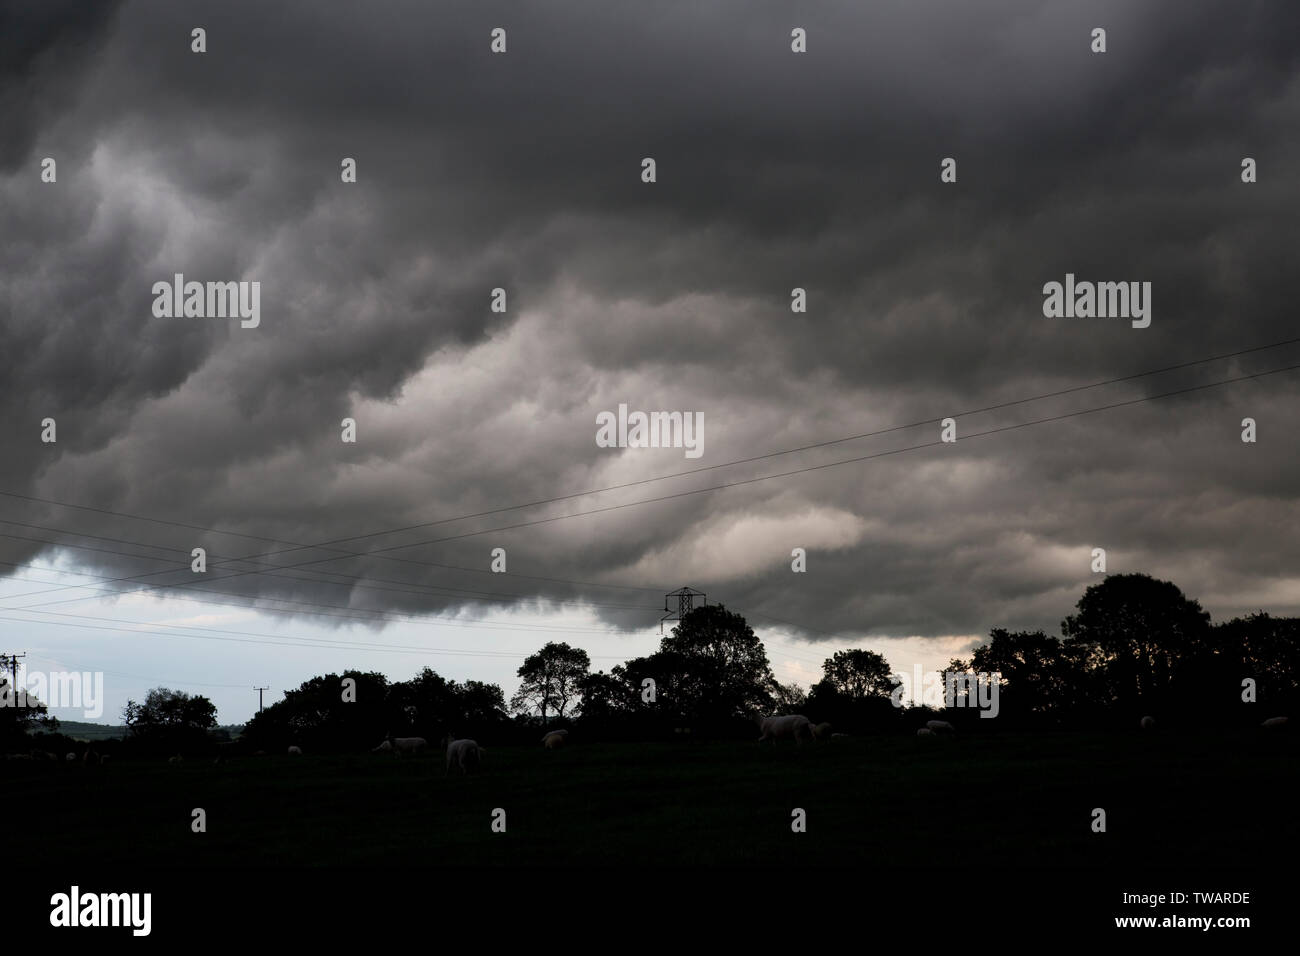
[3,572,1295,754]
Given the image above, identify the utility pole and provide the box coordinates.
[254,686,269,713]
[2,652,25,690]
[2,653,26,717]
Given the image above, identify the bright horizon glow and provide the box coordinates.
[1,555,978,726]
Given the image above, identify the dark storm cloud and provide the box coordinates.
[1,0,1298,647]
[0,0,126,171]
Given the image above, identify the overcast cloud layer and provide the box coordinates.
[2,0,1299,719]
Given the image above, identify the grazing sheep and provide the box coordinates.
[812,722,833,740]
[65,752,77,762]
[372,736,429,756]
[445,737,482,775]
[926,720,956,735]
[168,755,183,765]
[99,754,110,766]
[287,745,302,756]
[916,727,934,737]
[1261,716,1289,729]
[542,730,567,750]
[755,714,815,746]
[1140,715,1156,731]
[82,749,97,766]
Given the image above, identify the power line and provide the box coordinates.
[99,359,1292,598]
[3,361,1291,667]
[2,355,1293,667]
[0,520,658,611]
[0,559,832,669]
[239,334,1297,554]
[8,361,1296,622]
[0,608,640,660]
[0,516,843,661]
[2,336,1295,607]
[0,554,643,636]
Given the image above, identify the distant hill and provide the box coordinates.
[57,721,128,741]
[51,721,245,741]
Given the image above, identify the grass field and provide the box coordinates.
[5,731,1296,867]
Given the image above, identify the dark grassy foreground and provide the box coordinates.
[4,731,1296,867]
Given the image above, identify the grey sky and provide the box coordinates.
[2,0,1298,723]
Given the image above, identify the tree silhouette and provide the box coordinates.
[644,604,776,724]
[0,655,53,746]
[511,642,590,720]
[814,649,899,699]
[805,648,903,732]
[964,629,1089,719]
[1062,573,1211,710]
[243,668,509,751]
[770,680,808,711]
[576,669,639,720]
[123,687,218,754]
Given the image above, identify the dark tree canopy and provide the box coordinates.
[122,687,218,754]
[770,680,808,712]
[1062,573,1211,708]
[0,655,54,745]
[242,667,509,752]
[511,642,591,720]
[966,629,1090,717]
[648,604,776,723]
[576,669,639,721]
[806,649,906,733]
[814,649,899,700]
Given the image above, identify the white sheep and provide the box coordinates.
[287,745,303,755]
[168,755,183,764]
[99,754,110,766]
[916,727,934,737]
[812,722,833,741]
[1261,716,1289,729]
[372,736,428,756]
[926,719,955,735]
[541,730,568,750]
[445,737,482,775]
[756,714,815,745]
[65,752,77,762]
[1140,715,1156,731]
